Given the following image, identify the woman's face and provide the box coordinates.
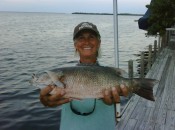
[74,30,101,59]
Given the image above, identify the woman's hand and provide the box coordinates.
[102,84,128,105]
[40,85,70,107]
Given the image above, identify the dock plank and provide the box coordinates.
[154,124,165,130]
[133,107,151,130]
[165,110,175,129]
[124,119,137,130]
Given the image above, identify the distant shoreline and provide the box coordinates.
[72,12,143,16]
[0,11,143,16]
[0,11,144,16]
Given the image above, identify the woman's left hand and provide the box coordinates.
[102,84,128,105]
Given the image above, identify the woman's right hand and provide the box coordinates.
[40,85,70,107]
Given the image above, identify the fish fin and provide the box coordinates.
[113,68,129,78]
[132,78,158,101]
[46,70,64,88]
[29,73,36,84]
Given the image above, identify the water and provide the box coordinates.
[0,12,157,130]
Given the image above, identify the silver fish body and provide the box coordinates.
[30,66,157,101]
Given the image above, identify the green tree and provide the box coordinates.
[147,0,175,36]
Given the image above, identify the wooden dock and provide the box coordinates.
[116,47,175,130]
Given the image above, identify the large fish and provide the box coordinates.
[30,66,158,101]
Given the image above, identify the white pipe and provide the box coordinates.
[113,0,120,122]
[113,0,119,68]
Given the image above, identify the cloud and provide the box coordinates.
[3,0,34,3]
[2,0,60,5]
[0,0,151,14]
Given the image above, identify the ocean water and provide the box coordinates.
[0,12,157,130]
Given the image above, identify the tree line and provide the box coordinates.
[147,0,175,36]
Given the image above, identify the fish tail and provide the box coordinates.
[132,78,158,101]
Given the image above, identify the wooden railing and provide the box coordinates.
[116,27,175,122]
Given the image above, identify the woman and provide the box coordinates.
[40,22,128,130]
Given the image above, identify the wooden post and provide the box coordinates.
[140,52,145,78]
[164,31,169,47]
[153,40,157,62]
[163,34,167,48]
[160,36,163,50]
[128,60,133,79]
[158,36,161,53]
[148,45,152,70]
[128,60,133,98]
[167,30,170,47]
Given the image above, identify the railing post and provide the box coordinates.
[153,40,157,62]
[158,35,161,53]
[140,52,145,78]
[128,60,134,98]
[128,60,133,79]
[148,45,152,70]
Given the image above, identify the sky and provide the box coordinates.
[0,0,151,14]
